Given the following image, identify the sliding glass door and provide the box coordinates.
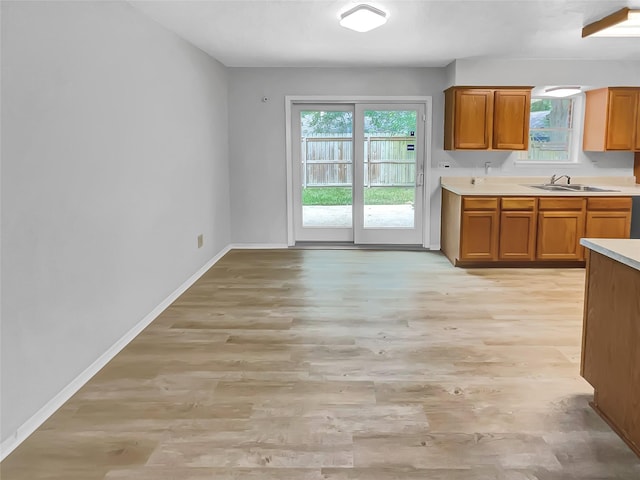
[292,102,425,245]
[292,105,355,242]
[353,104,424,244]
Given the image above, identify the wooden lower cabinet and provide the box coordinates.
[459,196,500,261]
[537,211,585,261]
[441,191,633,266]
[499,197,537,261]
[585,197,632,239]
[499,211,536,260]
[586,211,632,238]
[460,210,499,260]
[536,197,586,261]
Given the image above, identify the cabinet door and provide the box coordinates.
[460,210,498,260]
[454,89,493,149]
[606,89,637,151]
[635,94,640,152]
[585,211,631,239]
[493,90,531,150]
[499,211,536,261]
[537,211,585,261]
[583,88,609,152]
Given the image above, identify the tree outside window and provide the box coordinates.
[520,97,574,162]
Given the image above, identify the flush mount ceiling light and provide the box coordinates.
[544,86,582,98]
[582,7,640,37]
[339,4,388,33]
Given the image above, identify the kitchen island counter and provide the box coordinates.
[580,238,640,271]
[580,238,640,458]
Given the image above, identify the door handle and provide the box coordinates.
[416,172,424,186]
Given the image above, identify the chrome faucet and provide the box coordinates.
[550,174,571,185]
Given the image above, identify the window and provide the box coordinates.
[518,97,575,162]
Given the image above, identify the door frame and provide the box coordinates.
[285,95,433,247]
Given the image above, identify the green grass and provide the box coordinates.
[364,187,415,205]
[302,187,414,206]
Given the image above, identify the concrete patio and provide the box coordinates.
[303,204,415,228]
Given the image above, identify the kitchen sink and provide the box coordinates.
[560,184,620,192]
[525,184,620,193]
[526,184,574,191]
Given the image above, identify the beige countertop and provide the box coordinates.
[441,176,640,197]
[580,238,640,272]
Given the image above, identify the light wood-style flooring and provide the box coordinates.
[3,249,640,479]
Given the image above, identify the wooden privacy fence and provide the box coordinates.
[301,136,417,187]
[524,128,572,161]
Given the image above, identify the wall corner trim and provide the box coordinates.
[0,245,233,461]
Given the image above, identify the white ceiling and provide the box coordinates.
[130,0,640,68]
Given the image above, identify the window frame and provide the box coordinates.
[515,94,581,165]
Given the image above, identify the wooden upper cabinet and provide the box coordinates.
[444,86,532,151]
[607,89,637,150]
[453,89,492,149]
[583,87,640,152]
[493,90,531,150]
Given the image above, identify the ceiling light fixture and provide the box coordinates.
[582,7,640,37]
[544,87,582,98]
[339,4,388,33]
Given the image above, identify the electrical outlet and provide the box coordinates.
[437,161,451,169]
[197,234,204,248]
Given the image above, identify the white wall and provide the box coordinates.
[227,67,449,245]
[0,1,230,445]
[228,65,637,247]
[450,59,640,89]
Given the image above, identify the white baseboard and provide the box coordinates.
[229,243,440,251]
[0,245,232,461]
[228,243,289,249]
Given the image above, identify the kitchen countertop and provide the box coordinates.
[580,238,640,272]
[441,176,640,196]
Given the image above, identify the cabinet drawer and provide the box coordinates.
[538,197,585,211]
[585,211,631,238]
[501,197,536,210]
[463,197,498,210]
[587,197,632,211]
